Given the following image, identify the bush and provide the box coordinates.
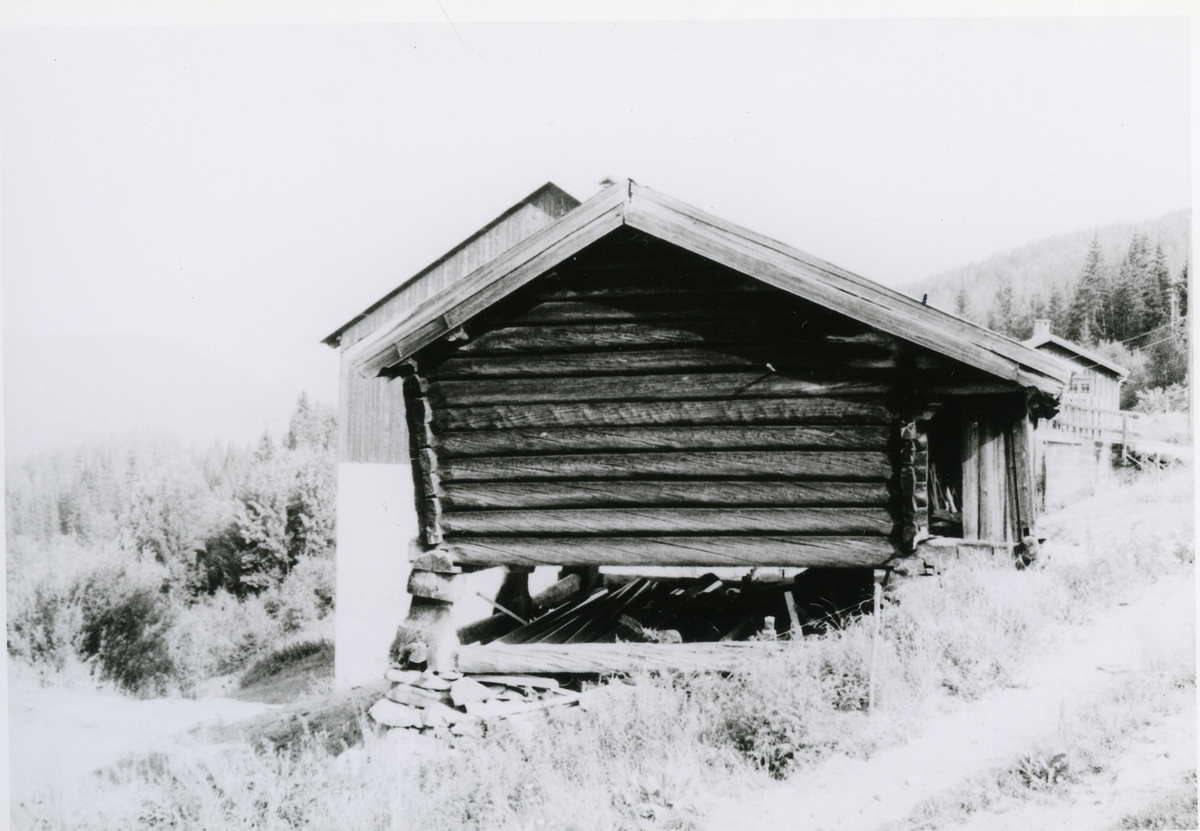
[7,543,178,695]
[238,639,333,689]
[260,555,335,635]
[1134,383,1189,415]
[77,583,175,695]
[8,534,336,695]
[167,589,281,689]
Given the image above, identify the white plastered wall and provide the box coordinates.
[333,462,416,690]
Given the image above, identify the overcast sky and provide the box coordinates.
[2,7,1192,459]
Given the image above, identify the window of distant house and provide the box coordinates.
[1069,377,1092,395]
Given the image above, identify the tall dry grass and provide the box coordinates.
[14,466,1194,831]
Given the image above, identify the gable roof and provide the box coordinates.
[338,179,1073,397]
[1021,333,1129,379]
[323,182,581,349]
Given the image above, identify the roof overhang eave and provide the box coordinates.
[342,179,1072,401]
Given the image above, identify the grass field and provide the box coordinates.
[10,465,1195,831]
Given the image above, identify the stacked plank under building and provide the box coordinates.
[323,179,1073,692]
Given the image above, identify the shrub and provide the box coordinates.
[168,589,282,690]
[239,639,333,690]
[260,555,335,635]
[77,583,175,695]
[7,542,179,695]
[1134,383,1190,414]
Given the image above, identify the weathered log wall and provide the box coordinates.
[397,233,1026,567]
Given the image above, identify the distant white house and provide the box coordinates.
[1022,319,1128,412]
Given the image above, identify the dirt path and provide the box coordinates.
[7,679,275,806]
[950,693,1196,831]
[700,571,1195,831]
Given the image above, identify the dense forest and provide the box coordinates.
[907,209,1189,328]
[6,394,338,695]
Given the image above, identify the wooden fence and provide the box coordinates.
[1048,403,1139,445]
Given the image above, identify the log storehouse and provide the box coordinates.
[324,180,1071,692]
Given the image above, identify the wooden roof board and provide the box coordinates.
[323,182,581,348]
[344,184,627,376]
[337,179,1072,397]
[1021,333,1129,379]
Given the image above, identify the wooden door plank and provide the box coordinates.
[977,408,1005,540]
[1009,404,1037,538]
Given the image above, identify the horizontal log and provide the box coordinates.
[440,450,893,482]
[427,372,898,407]
[528,269,770,298]
[441,507,892,536]
[439,480,892,510]
[435,397,897,431]
[425,345,905,379]
[457,321,896,355]
[431,425,892,457]
[507,296,801,325]
[455,642,789,674]
[442,535,899,567]
[453,643,792,677]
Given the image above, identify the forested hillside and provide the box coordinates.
[905,209,1190,409]
[6,394,339,695]
[905,209,1189,337]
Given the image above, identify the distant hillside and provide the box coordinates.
[903,209,1191,328]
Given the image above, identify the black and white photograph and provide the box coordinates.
[3,3,1195,829]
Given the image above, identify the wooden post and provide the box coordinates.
[868,581,882,714]
[1009,403,1037,540]
[896,418,921,554]
[961,403,980,540]
[394,358,460,674]
[977,405,1005,540]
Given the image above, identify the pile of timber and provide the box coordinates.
[371,568,889,733]
[393,567,883,685]
[368,668,588,739]
[463,569,879,649]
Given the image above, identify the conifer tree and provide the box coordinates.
[1067,236,1106,344]
[1142,243,1172,333]
[1178,262,1189,320]
[254,431,274,463]
[1046,287,1067,335]
[1110,253,1144,343]
[990,278,1016,336]
[954,285,969,318]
